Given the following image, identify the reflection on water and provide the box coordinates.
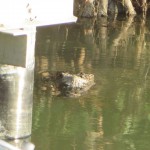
[32,16,150,150]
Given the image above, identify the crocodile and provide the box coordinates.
[39,71,95,97]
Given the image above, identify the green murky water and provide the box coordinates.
[32,16,150,150]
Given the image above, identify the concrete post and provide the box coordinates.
[5,66,34,139]
[0,27,36,139]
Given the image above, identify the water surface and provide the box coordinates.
[32,16,150,150]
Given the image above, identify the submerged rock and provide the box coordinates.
[39,71,95,97]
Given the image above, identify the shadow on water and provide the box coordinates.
[33,15,150,150]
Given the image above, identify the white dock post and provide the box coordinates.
[0,27,36,139]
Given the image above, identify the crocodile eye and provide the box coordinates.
[56,72,63,78]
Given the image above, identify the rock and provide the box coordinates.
[39,71,95,97]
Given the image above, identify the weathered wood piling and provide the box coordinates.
[74,0,150,18]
